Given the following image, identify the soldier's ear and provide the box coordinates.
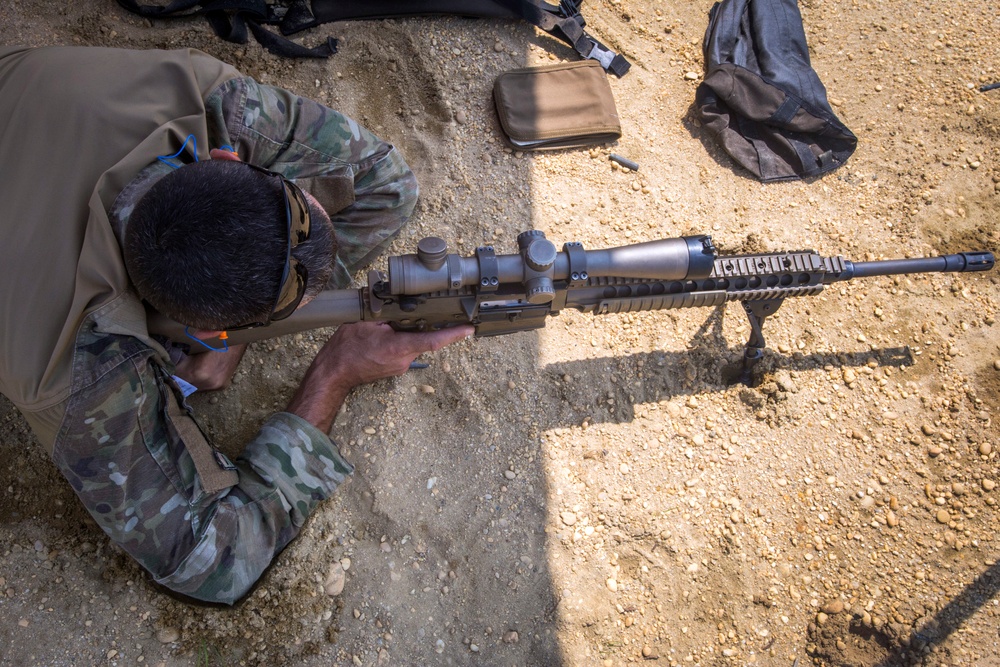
[209,148,242,162]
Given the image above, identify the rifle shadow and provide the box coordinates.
[532,305,914,429]
[871,560,1000,666]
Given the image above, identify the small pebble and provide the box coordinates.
[980,443,993,456]
[325,562,347,597]
[983,479,996,492]
[936,510,950,524]
[156,627,180,644]
[822,599,844,614]
[419,385,435,394]
[503,630,519,644]
[560,511,577,526]
[607,578,618,592]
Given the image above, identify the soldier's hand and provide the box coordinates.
[318,321,473,389]
[286,322,473,432]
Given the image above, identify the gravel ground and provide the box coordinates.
[1,1,998,666]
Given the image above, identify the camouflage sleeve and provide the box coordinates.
[51,336,352,604]
[204,77,419,287]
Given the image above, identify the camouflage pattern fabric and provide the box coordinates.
[52,75,417,604]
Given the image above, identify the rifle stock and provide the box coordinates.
[146,231,994,378]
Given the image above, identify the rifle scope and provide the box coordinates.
[387,233,718,296]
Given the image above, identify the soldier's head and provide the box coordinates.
[124,153,335,331]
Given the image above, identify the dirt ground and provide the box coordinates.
[2,1,999,666]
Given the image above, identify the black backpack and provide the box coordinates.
[116,0,631,77]
[695,0,856,181]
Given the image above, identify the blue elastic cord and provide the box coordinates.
[157,134,199,170]
[184,327,229,353]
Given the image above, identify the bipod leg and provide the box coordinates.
[739,299,784,385]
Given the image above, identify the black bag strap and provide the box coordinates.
[116,0,629,75]
[116,0,338,58]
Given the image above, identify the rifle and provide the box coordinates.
[147,230,995,381]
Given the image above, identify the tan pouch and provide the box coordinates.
[493,60,621,151]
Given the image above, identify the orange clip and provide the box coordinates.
[219,331,229,340]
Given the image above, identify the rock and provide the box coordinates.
[886,511,899,527]
[980,443,993,456]
[936,510,950,524]
[822,599,845,615]
[816,612,829,626]
[983,479,996,492]
[325,562,347,596]
[156,627,180,644]
[560,511,578,526]
[503,630,519,644]
[607,578,618,592]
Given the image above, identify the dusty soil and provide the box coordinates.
[2,1,999,666]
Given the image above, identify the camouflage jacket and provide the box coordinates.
[52,75,417,604]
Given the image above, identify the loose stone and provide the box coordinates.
[560,511,577,526]
[156,627,180,644]
[983,479,996,492]
[822,599,845,615]
[607,578,619,592]
[936,510,950,524]
[503,630,519,644]
[980,443,992,456]
[325,562,347,597]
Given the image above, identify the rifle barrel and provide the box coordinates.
[846,251,994,280]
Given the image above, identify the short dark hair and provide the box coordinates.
[124,160,335,330]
